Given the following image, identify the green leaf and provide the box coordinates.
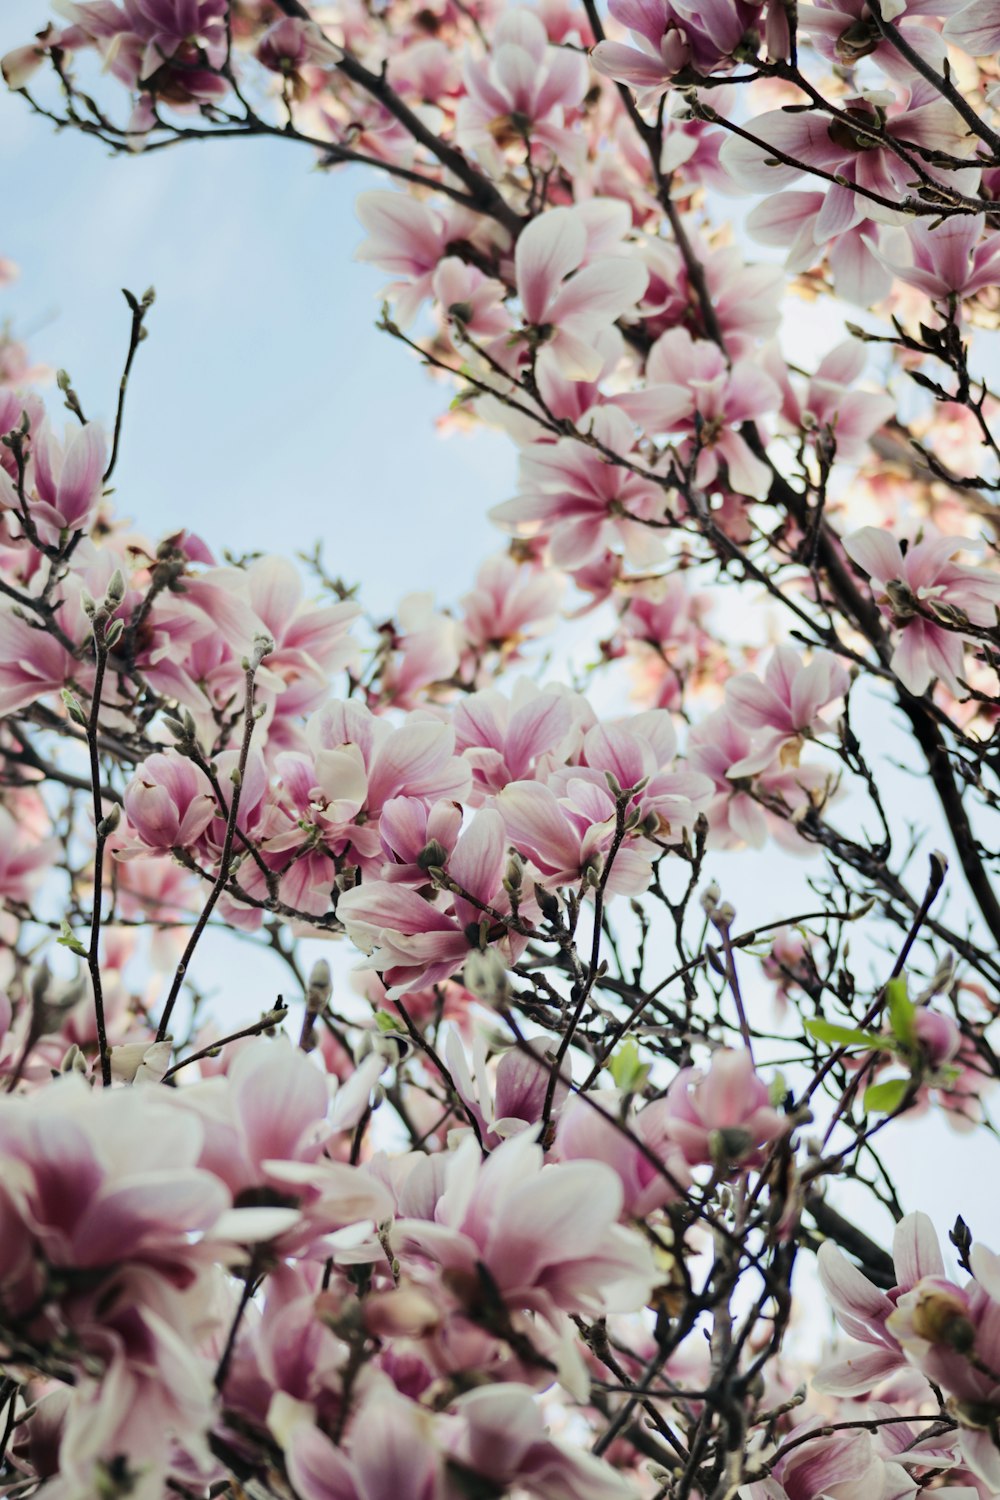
[608,1038,650,1094]
[374,1010,404,1034]
[805,1018,885,1049]
[864,1077,913,1114]
[768,1070,789,1108]
[57,918,87,958]
[886,977,916,1049]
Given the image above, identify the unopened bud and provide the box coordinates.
[60,1043,88,1074]
[97,804,122,838]
[710,901,736,933]
[250,632,275,670]
[61,688,88,726]
[700,880,721,916]
[104,569,127,609]
[306,959,332,1014]
[104,617,125,650]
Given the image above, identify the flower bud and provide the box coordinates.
[305,960,332,1014]
[104,569,127,610]
[700,880,721,915]
[124,750,216,850]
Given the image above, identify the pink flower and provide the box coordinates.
[725,645,850,775]
[813,1210,945,1394]
[744,1426,896,1500]
[241,555,360,724]
[371,592,463,709]
[393,1129,658,1319]
[0,605,77,716]
[457,9,589,172]
[433,258,511,343]
[0,803,58,902]
[687,705,832,848]
[513,206,648,381]
[459,553,564,662]
[123,750,217,851]
[30,420,106,537]
[593,0,762,102]
[454,680,585,800]
[720,86,974,251]
[746,191,891,307]
[285,1387,443,1500]
[617,326,780,499]
[555,1089,692,1215]
[0,1078,229,1320]
[58,0,230,102]
[447,1031,564,1150]
[761,340,895,462]
[661,1049,785,1167]
[640,234,783,351]
[884,1257,1000,1488]
[873,215,1000,308]
[444,1384,638,1500]
[491,408,667,569]
[177,1040,393,1253]
[798,0,962,80]
[355,191,497,328]
[336,807,521,994]
[843,526,1000,696]
[497,774,654,894]
[255,16,342,75]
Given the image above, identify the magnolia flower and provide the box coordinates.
[491,408,667,569]
[255,16,343,76]
[617,326,781,499]
[393,1130,659,1319]
[457,9,589,172]
[943,0,1000,56]
[555,1089,692,1215]
[725,645,850,775]
[593,0,761,103]
[661,1049,785,1167]
[454,680,585,800]
[746,192,891,307]
[813,1210,945,1394]
[514,206,648,381]
[29,420,106,537]
[761,340,895,462]
[798,0,962,79]
[123,751,217,851]
[843,526,1000,696]
[355,191,496,328]
[337,807,522,994]
[873,215,1000,309]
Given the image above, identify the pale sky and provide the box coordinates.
[0,0,511,616]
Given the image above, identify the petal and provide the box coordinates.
[515,208,586,325]
[892,1211,944,1288]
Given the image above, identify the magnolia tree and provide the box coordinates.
[3,0,1000,1495]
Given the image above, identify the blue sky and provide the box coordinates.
[0,0,511,615]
